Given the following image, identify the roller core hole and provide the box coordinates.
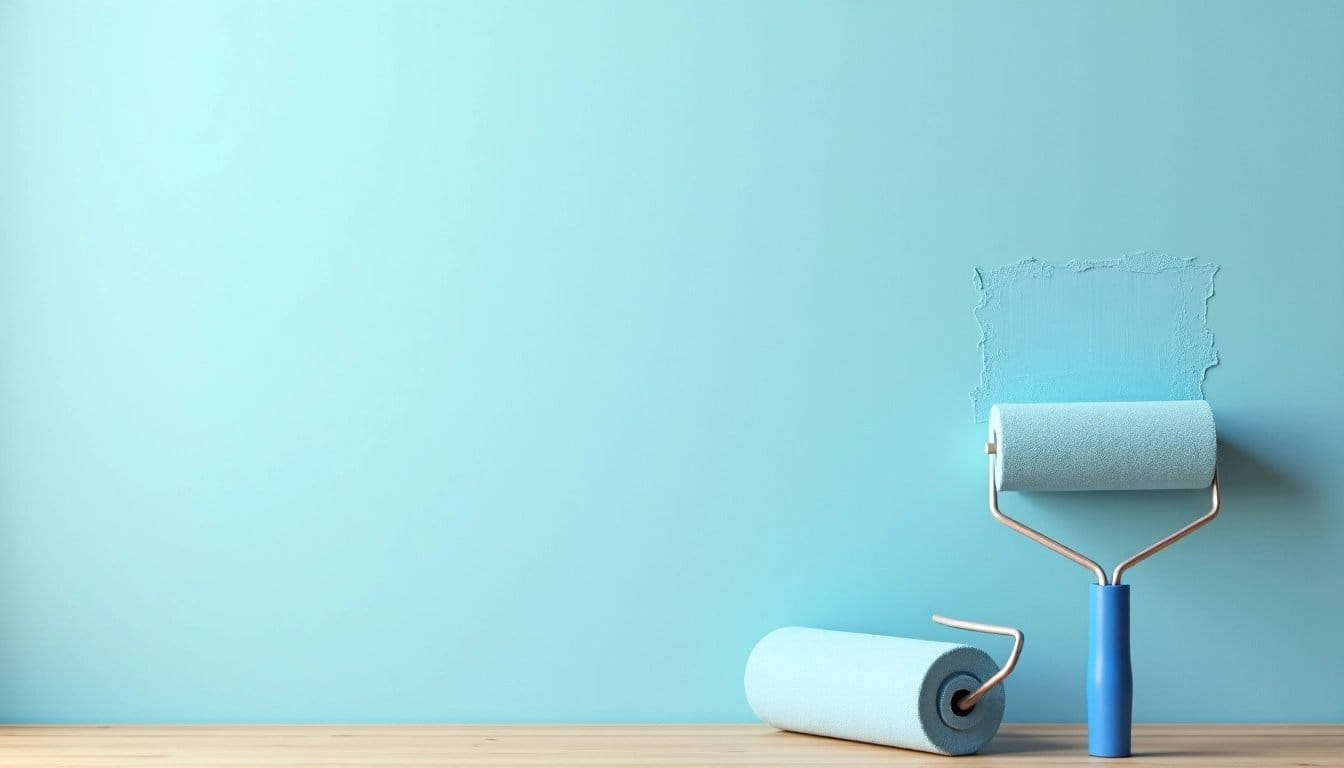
[951,690,975,716]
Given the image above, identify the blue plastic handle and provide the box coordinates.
[1088,584,1132,757]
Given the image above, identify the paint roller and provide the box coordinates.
[985,400,1219,758]
[744,616,1023,755]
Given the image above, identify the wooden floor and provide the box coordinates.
[0,724,1339,767]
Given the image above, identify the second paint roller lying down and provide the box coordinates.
[745,400,1220,758]
[746,616,1023,755]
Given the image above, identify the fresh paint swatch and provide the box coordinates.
[971,254,1218,422]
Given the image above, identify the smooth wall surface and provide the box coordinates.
[1,1,1341,723]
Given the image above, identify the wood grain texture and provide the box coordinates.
[0,724,1339,767]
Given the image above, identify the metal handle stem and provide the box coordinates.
[986,441,1108,585]
[1111,473,1219,585]
[931,614,1024,712]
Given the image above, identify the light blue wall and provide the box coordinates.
[1,1,1341,723]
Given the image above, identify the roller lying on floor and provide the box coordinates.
[744,616,1023,756]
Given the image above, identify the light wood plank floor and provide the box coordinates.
[0,724,1339,767]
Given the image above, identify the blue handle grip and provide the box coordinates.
[1088,584,1132,757]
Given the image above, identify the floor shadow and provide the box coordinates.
[1130,750,1236,758]
[977,734,1078,755]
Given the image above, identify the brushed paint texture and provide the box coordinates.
[972,254,1218,422]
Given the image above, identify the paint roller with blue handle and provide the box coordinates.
[985,400,1219,758]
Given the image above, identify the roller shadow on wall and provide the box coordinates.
[1207,413,1330,579]
[1215,435,1320,511]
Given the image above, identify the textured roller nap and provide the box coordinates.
[988,400,1217,492]
[744,627,1005,755]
